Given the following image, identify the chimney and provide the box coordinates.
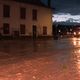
[48,0,51,7]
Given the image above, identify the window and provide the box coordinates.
[32,25,37,39]
[3,5,10,17]
[32,9,37,21]
[20,24,25,34]
[3,23,10,34]
[43,26,47,35]
[20,7,26,19]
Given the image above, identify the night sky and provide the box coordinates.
[42,0,80,14]
[41,0,80,23]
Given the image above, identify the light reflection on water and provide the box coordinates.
[72,38,80,74]
[72,38,80,46]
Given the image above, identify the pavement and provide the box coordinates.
[0,38,80,80]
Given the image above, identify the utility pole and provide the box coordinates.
[48,0,51,7]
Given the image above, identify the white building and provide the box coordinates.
[0,0,53,39]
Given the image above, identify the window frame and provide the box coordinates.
[20,24,26,34]
[3,23,10,34]
[32,9,37,21]
[3,5,10,18]
[20,7,26,19]
[43,26,47,35]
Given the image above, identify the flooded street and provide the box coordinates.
[0,38,80,80]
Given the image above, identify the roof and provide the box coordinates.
[15,0,52,9]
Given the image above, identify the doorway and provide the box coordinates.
[32,25,37,39]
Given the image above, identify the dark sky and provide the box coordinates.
[42,0,80,15]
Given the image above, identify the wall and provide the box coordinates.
[0,0,52,37]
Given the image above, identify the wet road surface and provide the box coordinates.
[0,38,80,80]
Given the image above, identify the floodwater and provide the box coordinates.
[0,38,80,80]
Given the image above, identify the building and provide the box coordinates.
[0,0,53,39]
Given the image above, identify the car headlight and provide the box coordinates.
[74,32,76,35]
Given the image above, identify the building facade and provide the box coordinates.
[0,0,52,38]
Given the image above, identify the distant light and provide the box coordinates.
[78,32,80,35]
[59,30,61,32]
[74,32,76,35]
[70,29,72,31]
[67,32,70,35]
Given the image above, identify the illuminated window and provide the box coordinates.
[3,5,10,17]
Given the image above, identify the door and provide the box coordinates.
[20,24,25,34]
[33,25,37,39]
[43,26,47,35]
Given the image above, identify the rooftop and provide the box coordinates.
[15,0,45,6]
[14,0,52,8]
